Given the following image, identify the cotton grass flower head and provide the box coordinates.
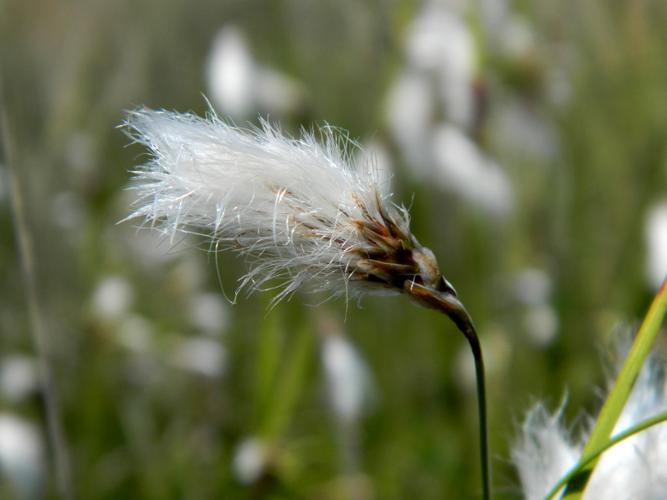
[124,107,491,499]
[123,108,455,306]
[512,352,667,499]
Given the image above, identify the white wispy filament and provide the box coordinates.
[512,353,667,499]
[124,108,448,303]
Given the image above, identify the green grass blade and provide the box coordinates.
[545,409,667,499]
[562,279,667,499]
[253,311,283,427]
[262,323,313,438]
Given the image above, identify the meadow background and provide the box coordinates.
[1,0,667,498]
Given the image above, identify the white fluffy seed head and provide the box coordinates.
[511,403,580,500]
[123,108,449,304]
[512,353,667,500]
[322,334,372,423]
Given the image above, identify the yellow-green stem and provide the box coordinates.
[546,409,667,499]
[562,279,667,498]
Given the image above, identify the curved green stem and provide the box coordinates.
[545,409,667,499]
[461,320,490,500]
[405,282,490,499]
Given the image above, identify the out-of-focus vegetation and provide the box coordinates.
[1,0,666,499]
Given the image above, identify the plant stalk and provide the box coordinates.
[439,294,490,500]
[1,81,74,500]
[405,282,490,500]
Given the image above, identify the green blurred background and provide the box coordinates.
[1,0,667,498]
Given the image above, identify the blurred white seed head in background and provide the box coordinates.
[0,356,38,403]
[91,275,134,322]
[512,268,552,306]
[169,337,226,378]
[431,124,513,216]
[50,191,84,231]
[513,353,667,499]
[188,292,229,336]
[479,0,509,38]
[232,437,270,484]
[114,316,227,379]
[321,333,372,423]
[253,66,304,118]
[491,100,557,161]
[496,15,535,61]
[386,2,516,219]
[511,268,559,346]
[385,70,434,175]
[166,255,207,297]
[116,314,155,354]
[522,305,558,347]
[206,26,255,119]
[206,25,304,120]
[405,2,476,129]
[645,201,667,291]
[118,218,183,271]
[0,413,45,499]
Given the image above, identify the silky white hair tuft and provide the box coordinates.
[512,353,667,499]
[123,108,427,304]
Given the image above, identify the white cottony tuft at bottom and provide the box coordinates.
[512,352,667,499]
